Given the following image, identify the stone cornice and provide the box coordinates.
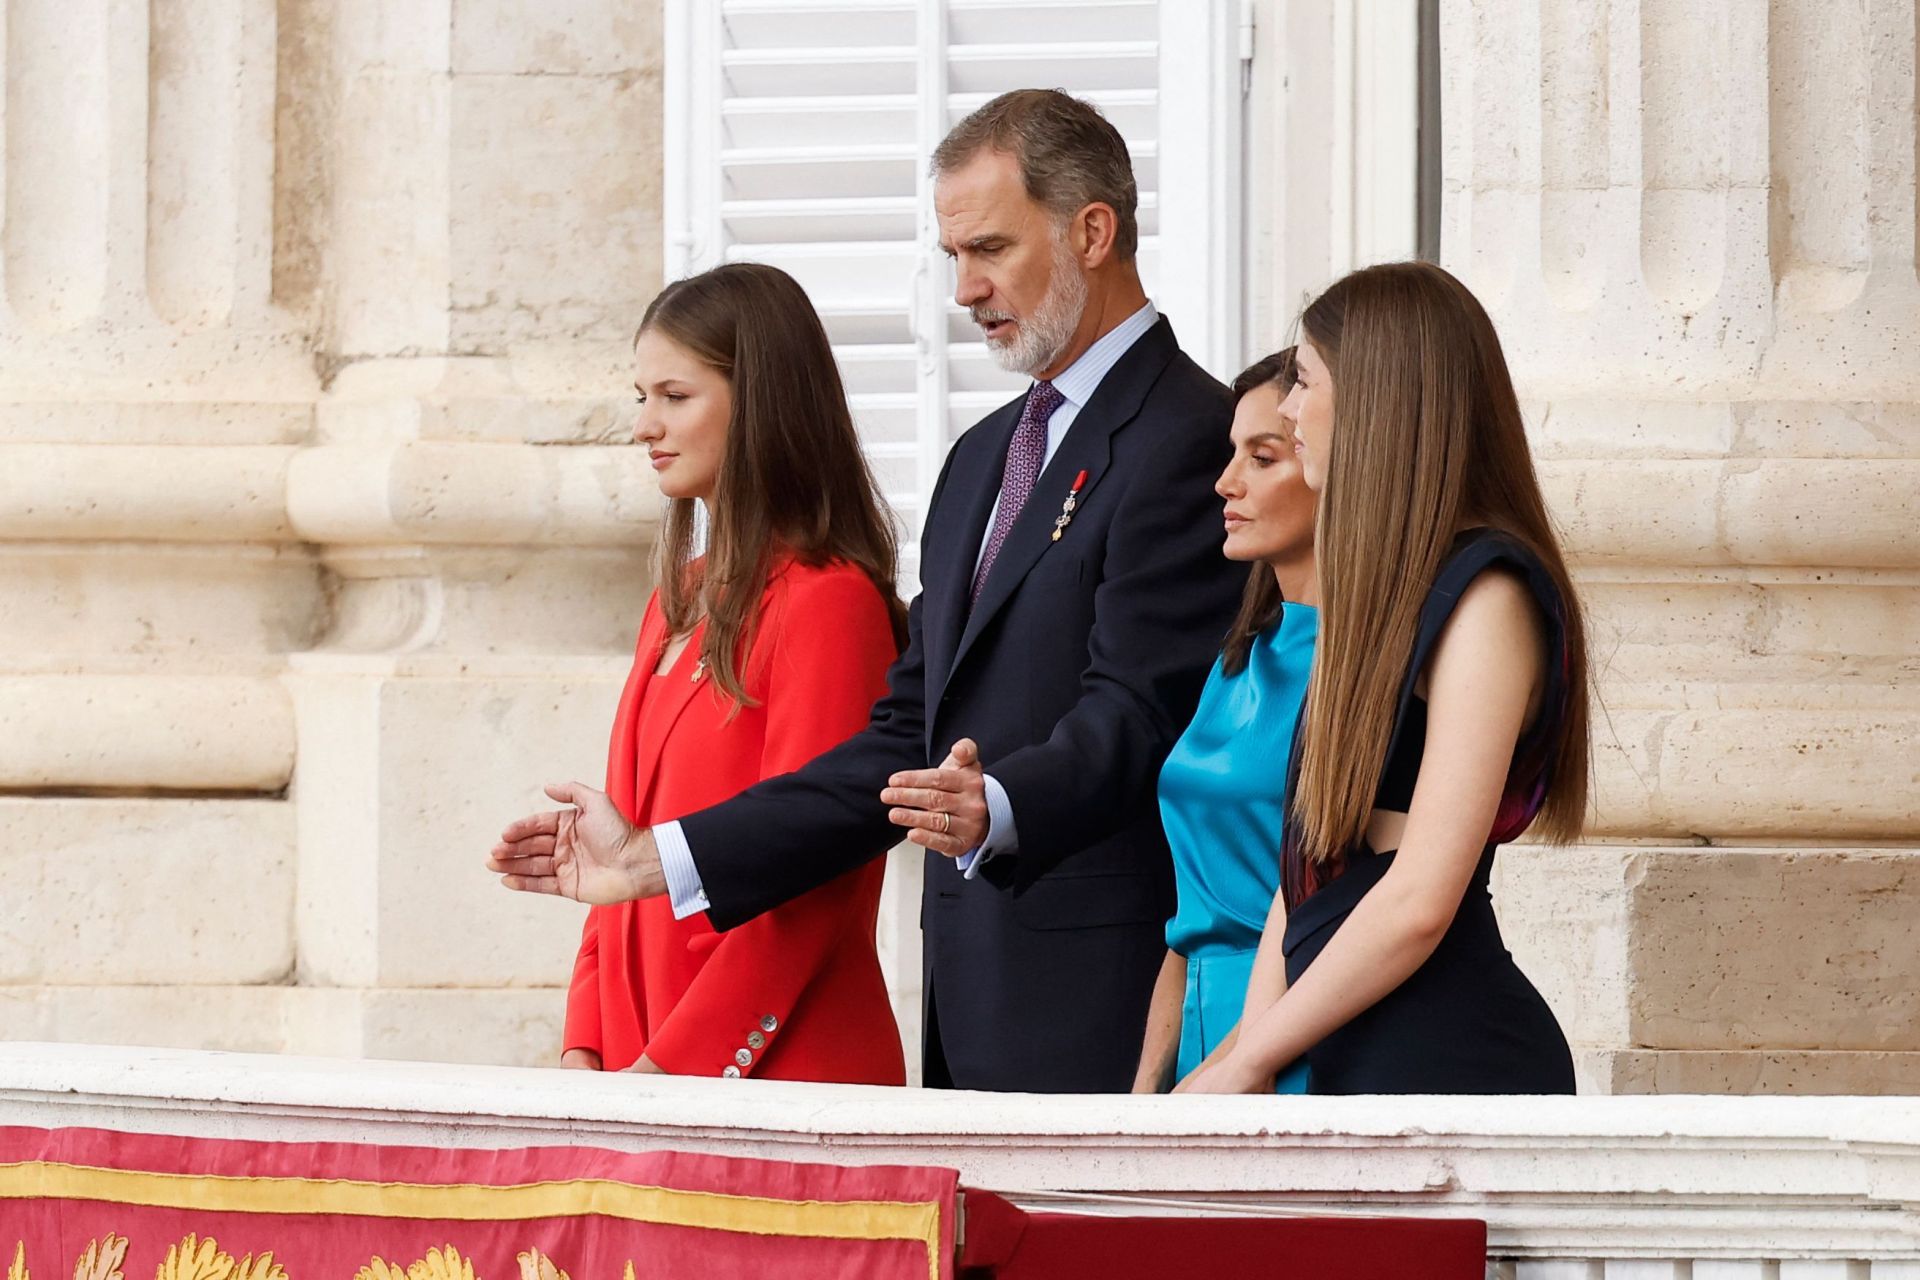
[0,445,295,542]
[1,441,1911,569]
[287,443,660,547]
[1541,458,1920,570]
[0,676,292,790]
[0,442,660,548]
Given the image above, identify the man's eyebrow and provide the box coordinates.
[937,234,1008,257]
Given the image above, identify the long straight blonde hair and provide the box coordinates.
[1291,261,1589,864]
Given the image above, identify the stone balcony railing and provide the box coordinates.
[3,1043,1917,1275]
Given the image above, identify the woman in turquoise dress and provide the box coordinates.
[1132,349,1318,1094]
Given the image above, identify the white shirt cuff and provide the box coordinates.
[958,773,1017,880]
[654,820,711,920]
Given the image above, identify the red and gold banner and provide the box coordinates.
[2,1126,1485,1279]
[0,1127,954,1279]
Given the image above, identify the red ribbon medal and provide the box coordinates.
[1051,469,1089,542]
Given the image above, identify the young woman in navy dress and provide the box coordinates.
[1181,261,1588,1095]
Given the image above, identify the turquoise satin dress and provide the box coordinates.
[1158,602,1317,1092]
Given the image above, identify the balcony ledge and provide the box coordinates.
[3,1042,1917,1264]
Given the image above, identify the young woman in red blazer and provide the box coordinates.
[549,262,907,1084]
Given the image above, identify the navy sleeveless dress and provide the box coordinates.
[1279,529,1578,1095]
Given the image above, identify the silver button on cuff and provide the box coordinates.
[734,1047,753,1067]
[721,1065,740,1078]
[747,1031,766,1050]
[759,1014,778,1033]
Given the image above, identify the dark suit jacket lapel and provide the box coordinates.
[947,318,1180,680]
[923,397,1021,700]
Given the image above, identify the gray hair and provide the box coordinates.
[931,89,1139,261]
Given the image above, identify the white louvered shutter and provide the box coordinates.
[667,0,1247,585]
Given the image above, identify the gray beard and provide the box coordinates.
[985,243,1090,377]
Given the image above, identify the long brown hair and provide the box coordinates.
[1291,261,1589,862]
[639,262,907,709]
[1219,347,1299,677]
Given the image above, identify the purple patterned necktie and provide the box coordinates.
[971,380,1065,607]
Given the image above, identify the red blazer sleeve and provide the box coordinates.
[562,911,603,1057]
[641,565,896,1078]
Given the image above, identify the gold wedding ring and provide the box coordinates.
[939,812,951,836]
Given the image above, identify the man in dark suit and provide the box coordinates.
[493,90,1243,1092]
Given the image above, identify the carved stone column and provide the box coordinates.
[278,0,664,1060]
[0,1,665,1065]
[0,0,317,1047]
[1445,0,1920,1091]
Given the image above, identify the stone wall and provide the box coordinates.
[1445,0,1920,1091]
[5,0,1913,1092]
[0,1,666,1065]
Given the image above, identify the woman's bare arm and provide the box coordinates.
[1183,572,1546,1092]
[1239,886,1293,1028]
[1132,949,1188,1093]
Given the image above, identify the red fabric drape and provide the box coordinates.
[959,1189,1486,1279]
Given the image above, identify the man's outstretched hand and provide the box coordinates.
[489,781,666,904]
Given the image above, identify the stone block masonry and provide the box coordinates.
[1446,0,1920,1091]
[0,0,665,1067]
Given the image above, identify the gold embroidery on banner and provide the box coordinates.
[357,1248,473,1280]
[228,1255,284,1280]
[9,1241,27,1280]
[513,1251,568,1280]
[72,1235,128,1280]
[621,1267,635,1280]
[409,1247,474,1280]
[155,1236,234,1280]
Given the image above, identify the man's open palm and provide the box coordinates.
[490,781,643,905]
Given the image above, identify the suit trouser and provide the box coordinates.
[922,988,956,1090]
